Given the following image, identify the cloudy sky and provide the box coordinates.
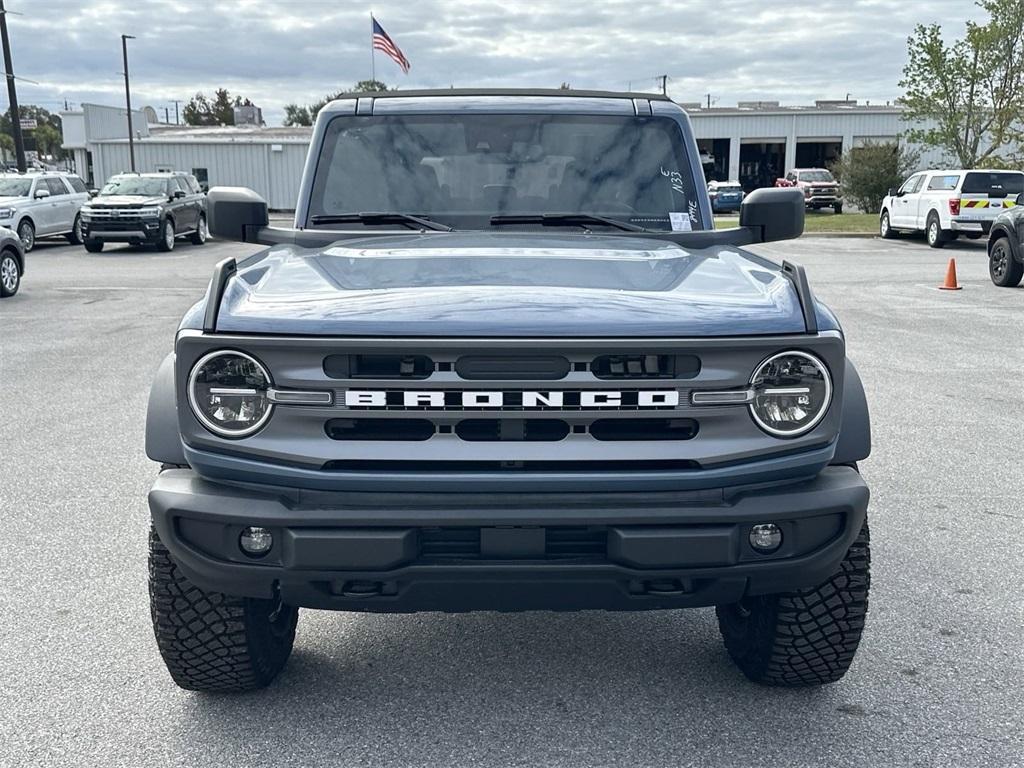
[6,0,986,125]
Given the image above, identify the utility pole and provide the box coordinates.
[163,106,169,123]
[706,92,713,109]
[659,75,668,96]
[172,99,181,125]
[0,1,26,172]
[121,34,135,171]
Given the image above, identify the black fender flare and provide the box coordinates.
[989,224,1021,263]
[833,358,871,465]
[146,352,187,465]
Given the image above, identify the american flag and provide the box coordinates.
[372,18,410,74]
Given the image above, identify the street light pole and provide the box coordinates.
[121,33,136,172]
[0,1,26,172]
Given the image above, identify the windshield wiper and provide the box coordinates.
[489,213,647,232]
[309,212,452,231]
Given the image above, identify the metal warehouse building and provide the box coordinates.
[62,100,941,211]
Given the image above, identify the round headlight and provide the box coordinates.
[187,351,273,437]
[749,351,832,437]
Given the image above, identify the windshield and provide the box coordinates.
[0,178,31,197]
[100,177,168,197]
[798,170,834,183]
[309,114,702,231]
[962,171,1024,195]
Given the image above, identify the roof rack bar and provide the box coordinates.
[202,257,237,332]
[781,260,818,334]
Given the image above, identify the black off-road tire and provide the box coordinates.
[989,236,1024,287]
[148,527,298,692]
[84,239,104,253]
[716,521,870,687]
[833,202,843,215]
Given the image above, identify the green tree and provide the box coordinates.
[899,0,1024,167]
[283,81,391,126]
[830,141,921,213]
[0,104,66,161]
[183,89,254,126]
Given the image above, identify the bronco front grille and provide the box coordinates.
[177,333,847,479]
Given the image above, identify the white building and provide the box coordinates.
[62,99,944,211]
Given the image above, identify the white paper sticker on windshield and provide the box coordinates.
[669,212,692,231]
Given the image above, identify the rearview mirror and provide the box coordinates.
[739,187,804,242]
[34,188,50,200]
[208,186,269,242]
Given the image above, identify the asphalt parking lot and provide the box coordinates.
[1,233,1022,768]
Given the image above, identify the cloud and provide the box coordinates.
[4,0,988,124]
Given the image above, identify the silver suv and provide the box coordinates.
[0,172,91,251]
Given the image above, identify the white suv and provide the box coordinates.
[879,169,1024,247]
[0,172,91,252]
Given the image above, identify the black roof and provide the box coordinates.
[335,88,673,102]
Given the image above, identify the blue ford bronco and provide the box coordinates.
[146,90,871,692]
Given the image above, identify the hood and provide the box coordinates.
[0,195,28,206]
[89,195,166,207]
[209,232,808,337]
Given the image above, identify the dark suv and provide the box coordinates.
[80,172,208,252]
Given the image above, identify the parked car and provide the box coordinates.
[879,169,1024,248]
[0,171,90,251]
[79,172,208,252]
[776,168,843,213]
[987,192,1024,286]
[145,89,872,693]
[707,180,745,213]
[0,225,25,297]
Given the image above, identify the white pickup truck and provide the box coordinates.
[879,169,1024,247]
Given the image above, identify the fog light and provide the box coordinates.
[239,526,273,556]
[749,523,782,553]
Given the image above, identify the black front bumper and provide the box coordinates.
[149,466,869,612]
[82,220,162,243]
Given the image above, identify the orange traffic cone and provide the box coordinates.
[938,258,962,290]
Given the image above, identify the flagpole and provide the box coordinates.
[370,13,375,82]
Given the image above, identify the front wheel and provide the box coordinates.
[157,219,176,252]
[149,528,298,692]
[716,521,870,686]
[189,214,208,245]
[833,203,843,214]
[17,218,35,252]
[0,249,21,297]
[989,236,1024,287]
[879,210,897,239]
[84,239,104,253]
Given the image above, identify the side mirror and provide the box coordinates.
[739,187,804,243]
[1016,192,1023,206]
[34,188,50,200]
[887,187,898,197]
[88,188,99,198]
[172,189,186,200]
[208,186,269,242]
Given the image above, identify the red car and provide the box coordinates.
[776,168,843,213]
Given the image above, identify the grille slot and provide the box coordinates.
[455,419,570,442]
[418,526,607,560]
[324,354,433,379]
[455,355,570,380]
[325,418,435,441]
[592,354,700,379]
[590,418,698,441]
